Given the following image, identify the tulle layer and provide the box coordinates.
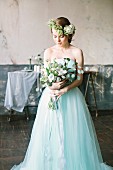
[11,87,113,170]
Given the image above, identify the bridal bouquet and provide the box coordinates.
[40,58,77,110]
[41,58,77,85]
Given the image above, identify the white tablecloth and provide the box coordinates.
[4,71,38,112]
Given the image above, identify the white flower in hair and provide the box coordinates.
[64,24,75,35]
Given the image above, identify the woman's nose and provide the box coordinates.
[57,37,60,42]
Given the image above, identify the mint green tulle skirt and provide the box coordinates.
[11,87,113,170]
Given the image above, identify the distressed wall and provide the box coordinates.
[0,0,113,64]
[0,0,113,114]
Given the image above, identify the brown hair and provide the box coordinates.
[55,17,74,43]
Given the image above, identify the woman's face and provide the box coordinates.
[52,29,69,47]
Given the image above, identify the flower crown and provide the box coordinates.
[48,19,76,36]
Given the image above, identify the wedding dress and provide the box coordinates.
[11,59,113,170]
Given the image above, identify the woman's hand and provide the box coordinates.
[49,79,68,90]
[50,87,68,100]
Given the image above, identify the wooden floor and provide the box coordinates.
[0,111,113,170]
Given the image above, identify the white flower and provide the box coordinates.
[66,74,70,78]
[41,68,48,76]
[62,70,67,74]
[51,67,56,71]
[58,69,67,76]
[56,77,61,82]
[64,24,75,35]
[48,73,54,82]
[62,75,66,79]
[71,74,75,78]
[34,56,38,60]
[65,59,69,64]
[56,58,65,65]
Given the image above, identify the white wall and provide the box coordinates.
[0,0,113,64]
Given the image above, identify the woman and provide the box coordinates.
[11,17,113,170]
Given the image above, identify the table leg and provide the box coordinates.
[90,74,98,117]
[24,106,30,121]
[84,72,98,117]
[7,109,14,122]
[84,74,90,99]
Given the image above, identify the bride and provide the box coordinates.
[11,17,113,170]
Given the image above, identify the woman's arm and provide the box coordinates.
[44,48,51,68]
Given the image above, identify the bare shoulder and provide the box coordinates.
[72,46,84,66]
[44,48,52,57]
[44,47,54,60]
[72,47,83,57]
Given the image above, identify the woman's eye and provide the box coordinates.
[53,35,57,38]
[60,35,64,38]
